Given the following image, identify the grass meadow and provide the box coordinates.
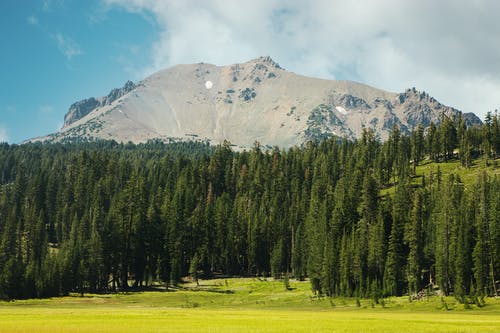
[380,157,500,196]
[1,278,499,332]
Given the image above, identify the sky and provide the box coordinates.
[1,0,499,143]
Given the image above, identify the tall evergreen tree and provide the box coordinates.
[384,180,410,296]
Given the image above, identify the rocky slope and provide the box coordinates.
[63,80,136,128]
[31,56,481,148]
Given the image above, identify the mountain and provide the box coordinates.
[31,56,481,148]
[63,80,136,128]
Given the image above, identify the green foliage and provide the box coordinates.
[0,117,498,301]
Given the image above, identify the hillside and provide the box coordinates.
[30,56,481,147]
[380,158,500,196]
[1,115,499,301]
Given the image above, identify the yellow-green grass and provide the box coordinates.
[1,278,499,332]
[415,158,499,185]
[381,157,499,196]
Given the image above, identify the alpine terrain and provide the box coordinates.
[31,56,481,148]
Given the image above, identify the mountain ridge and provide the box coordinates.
[63,80,136,128]
[30,56,482,148]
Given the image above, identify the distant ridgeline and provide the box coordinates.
[0,112,499,300]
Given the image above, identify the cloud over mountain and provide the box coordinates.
[103,0,500,119]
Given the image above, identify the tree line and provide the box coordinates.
[0,112,498,300]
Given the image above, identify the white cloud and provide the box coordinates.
[54,33,82,60]
[103,0,500,119]
[42,0,51,11]
[25,11,82,62]
[6,105,16,114]
[0,125,8,143]
[39,105,54,114]
[42,0,65,12]
[27,15,39,26]
[42,0,52,11]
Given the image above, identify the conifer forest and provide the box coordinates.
[0,113,499,301]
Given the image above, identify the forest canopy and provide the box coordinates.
[0,112,499,301]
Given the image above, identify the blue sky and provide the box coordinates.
[0,0,157,143]
[1,0,499,143]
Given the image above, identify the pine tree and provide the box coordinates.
[454,190,473,300]
[189,252,200,286]
[339,230,353,296]
[406,189,424,295]
[367,210,386,297]
[457,115,473,168]
[353,173,379,296]
[270,239,283,279]
[87,203,105,292]
[472,172,493,295]
[291,223,306,280]
[492,111,500,158]
[0,207,24,299]
[440,114,457,160]
[426,122,441,162]
[305,158,329,294]
[320,231,336,296]
[383,180,410,296]
[489,176,499,296]
[410,124,425,173]
[435,174,462,295]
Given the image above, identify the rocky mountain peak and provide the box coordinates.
[253,56,283,70]
[35,58,482,147]
[63,80,136,128]
[63,98,100,129]
[102,80,136,106]
[395,87,481,128]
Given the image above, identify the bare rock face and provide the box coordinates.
[34,57,481,147]
[394,88,481,129]
[63,81,136,128]
[63,98,100,128]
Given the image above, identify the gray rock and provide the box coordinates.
[63,98,100,128]
[63,81,136,128]
[32,57,483,147]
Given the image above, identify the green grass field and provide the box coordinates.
[380,157,499,196]
[1,278,499,332]
[415,158,499,185]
